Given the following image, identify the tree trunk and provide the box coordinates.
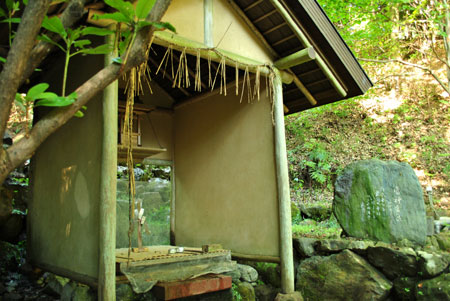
[0,0,173,184]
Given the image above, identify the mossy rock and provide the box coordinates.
[416,273,450,300]
[435,232,450,252]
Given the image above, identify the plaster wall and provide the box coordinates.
[162,0,274,63]
[174,90,280,257]
[29,52,103,281]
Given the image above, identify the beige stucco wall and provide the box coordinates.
[174,90,280,257]
[139,110,173,161]
[29,52,103,280]
[162,0,274,63]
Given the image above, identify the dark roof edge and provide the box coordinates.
[284,0,373,94]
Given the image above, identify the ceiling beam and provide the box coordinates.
[274,47,316,70]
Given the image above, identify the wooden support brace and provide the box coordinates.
[274,47,316,70]
[269,0,347,97]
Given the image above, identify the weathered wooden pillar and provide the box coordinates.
[204,0,213,47]
[99,32,118,300]
[273,70,295,293]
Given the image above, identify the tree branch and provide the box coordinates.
[358,57,450,94]
[0,0,173,184]
[19,0,90,87]
[0,0,52,141]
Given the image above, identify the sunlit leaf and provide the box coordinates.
[42,16,66,38]
[135,0,156,19]
[37,34,64,51]
[74,110,84,118]
[73,39,91,48]
[26,83,49,101]
[104,0,135,20]
[35,96,75,107]
[0,56,6,63]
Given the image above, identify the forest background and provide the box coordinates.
[286,0,450,216]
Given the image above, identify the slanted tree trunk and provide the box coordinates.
[0,0,173,184]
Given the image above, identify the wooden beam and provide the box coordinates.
[204,0,213,47]
[226,0,278,59]
[268,0,347,97]
[153,31,294,84]
[253,9,277,23]
[274,47,316,69]
[273,70,295,294]
[98,31,118,301]
[291,72,317,106]
[231,253,281,264]
[243,0,264,11]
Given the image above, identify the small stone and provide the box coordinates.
[275,291,303,301]
[224,268,241,283]
[237,282,255,301]
[293,238,317,258]
[238,264,258,283]
[315,239,351,254]
[417,251,448,278]
[435,233,450,252]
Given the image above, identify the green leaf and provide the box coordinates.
[73,39,91,48]
[74,110,84,118]
[150,21,176,33]
[6,0,15,11]
[93,12,131,24]
[81,26,115,36]
[42,16,66,38]
[1,17,21,23]
[35,96,75,107]
[104,0,135,21]
[135,0,156,19]
[67,27,83,42]
[0,56,6,63]
[79,44,112,55]
[22,0,28,5]
[26,83,49,101]
[37,34,64,51]
[112,57,123,64]
[0,8,6,18]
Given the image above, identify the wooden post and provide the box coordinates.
[99,31,118,300]
[273,70,295,294]
[204,0,213,47]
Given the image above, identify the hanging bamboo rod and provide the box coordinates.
[268,0,347,97]
[153,31,294,84]
[274,47,316,69]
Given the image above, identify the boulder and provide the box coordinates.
[315,239,374,255]
[417,251,448,278]
[237,264,258,283]
[254,284,279,301]
[293,238,317,258]
[435,232,450,252]
[253,263,281,288]
[299,204,331,221]
[334,160,427,245]
[296,250,392,300]
[367,246,418,280]
[415,273,450,300]
[237,282,255,301]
